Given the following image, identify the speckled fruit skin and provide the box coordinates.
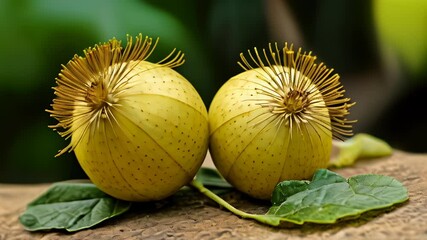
[208,67,332,200]
[72,61,209,201]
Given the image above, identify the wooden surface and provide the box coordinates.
[1,151,426,240]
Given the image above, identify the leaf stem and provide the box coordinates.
[189,179,279,226]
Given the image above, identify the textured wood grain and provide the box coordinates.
[1,151,426,240]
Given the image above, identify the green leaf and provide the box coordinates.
[195,167,233,195]
[266,169,408,225]
[271,180,309,206]
[195,167,233,188]
[271,170,347,206]
[330,133,393,168]
[19,182,131,232]
[191,169,409,227]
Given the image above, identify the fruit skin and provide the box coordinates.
[72,61,209,201]
[209,67,332,200]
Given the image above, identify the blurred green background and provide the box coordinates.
[1,0,426,183]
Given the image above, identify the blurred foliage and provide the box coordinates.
[0,0,426,183]
[288,1,379,74]
[374,0,427,77]
[371,0,427,151]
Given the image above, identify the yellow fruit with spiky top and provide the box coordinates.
[209,43,355,200]
[48,34,209,201]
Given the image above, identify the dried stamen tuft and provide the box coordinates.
[47,34,185,156]
[238,43,356,140]
[282,89,309,113]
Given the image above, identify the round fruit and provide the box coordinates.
[48,34,209,201]
[208,43,355,199]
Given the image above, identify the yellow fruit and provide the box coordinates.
[48,34,209,201]
[209,43,355,199]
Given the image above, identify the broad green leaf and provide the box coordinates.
[330,133,393,168]
[271,170,347,206]
[265,169,408,225]
[19,182,131,232]
[191,169,408,227]
[271,180,309,206]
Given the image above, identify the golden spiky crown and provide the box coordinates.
[238,43,356,140]
[47,34,184,156]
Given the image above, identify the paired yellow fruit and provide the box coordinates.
[48,35,209,201]
[209,44,354,199]
[48,36,354,202]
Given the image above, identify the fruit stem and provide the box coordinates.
[189,180,279,226]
